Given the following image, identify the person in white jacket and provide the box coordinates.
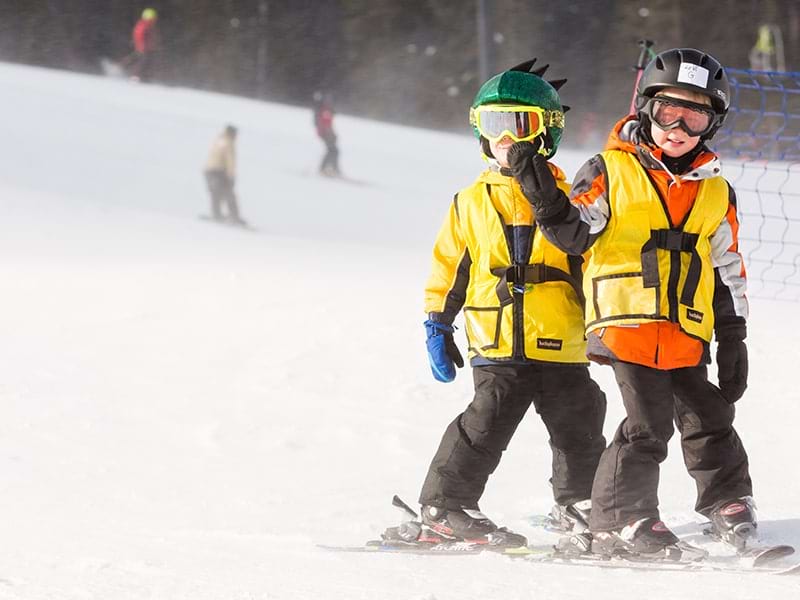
[204,125,245,224]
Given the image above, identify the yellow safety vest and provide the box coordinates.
[583,151,729,341]
[450,172,587,363]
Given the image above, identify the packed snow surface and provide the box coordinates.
[1,62,799,599]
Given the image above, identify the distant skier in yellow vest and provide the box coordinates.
[203,124,246,226]
[519,48,755,559]
[412,60,607,547]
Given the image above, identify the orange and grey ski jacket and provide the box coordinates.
[425,166,587,364]
[538,117,748,369]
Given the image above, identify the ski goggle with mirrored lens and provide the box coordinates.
[470,105,565,143]
[644,96,718,137]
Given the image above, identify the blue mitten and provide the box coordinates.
[424,320,465,383]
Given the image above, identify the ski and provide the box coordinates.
[525,551,800,576]
[318,541,800,575]
[198,214,257,232]
[697,519,796,567]
[739,543,795,568]
[318,539,545,556]
[319,173,375,187]
[532,513,797,568]
[323,496,799,575]
[320,494,539,556]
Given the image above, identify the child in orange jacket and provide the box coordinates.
[510,48,754,560]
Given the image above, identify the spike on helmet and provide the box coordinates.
[635,48,730,138]
[471,58,567,158]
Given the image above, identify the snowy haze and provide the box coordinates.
[1,62,799,599]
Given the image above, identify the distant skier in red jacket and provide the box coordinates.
[128,8,159,82]
[312,92,340,176]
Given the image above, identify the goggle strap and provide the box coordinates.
[544,110,565,128]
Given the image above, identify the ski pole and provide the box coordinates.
[629,39,655,115]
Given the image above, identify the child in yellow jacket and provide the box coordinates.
[416,60,607,546]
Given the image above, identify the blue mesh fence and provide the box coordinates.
[714,68,800,300]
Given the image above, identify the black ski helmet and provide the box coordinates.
[635,48,730,138]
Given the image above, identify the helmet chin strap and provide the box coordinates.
[480,136,494,158]
[539,131,553,157]
[635,114,656,146]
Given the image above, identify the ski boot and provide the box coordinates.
[421,505,527,547]
[590,517,707,562]
[547,499,592,533]
[381,520,453,544]
[709,497,758,550]
[555,530,595,556]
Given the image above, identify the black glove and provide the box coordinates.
[716,337,748,403]
[506,141,569,225]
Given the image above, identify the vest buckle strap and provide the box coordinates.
[641,229,703,310]
[652,228,699,252]
[522,263,547,284]
[490,263,584,306]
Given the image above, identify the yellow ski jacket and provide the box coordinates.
[425,167,587,364]
[583,150,730,343]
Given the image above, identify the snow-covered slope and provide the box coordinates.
[1,62,798,599]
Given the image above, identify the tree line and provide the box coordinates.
[0,0,796,147]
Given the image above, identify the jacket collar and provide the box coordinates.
[484,162,567,184]
[606,116,722,186]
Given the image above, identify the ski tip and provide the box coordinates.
[773,561,800,576]
[748,544,796,568]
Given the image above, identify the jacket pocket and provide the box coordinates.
[463,306,503,351]
[591,272,659,325]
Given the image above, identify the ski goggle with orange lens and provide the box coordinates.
[470,105,565,143]
[644,96,718,137]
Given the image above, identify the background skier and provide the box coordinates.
[127,8,159,82]
[312,91,340,177]
[203,124,245,225]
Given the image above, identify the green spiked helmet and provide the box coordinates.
[470,58,568,157]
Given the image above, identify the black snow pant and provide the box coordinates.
[126,51,156,82]
[419,363,607,510]
[204,170,241,221]
[319,133,340,175]
[589,362,753,532]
